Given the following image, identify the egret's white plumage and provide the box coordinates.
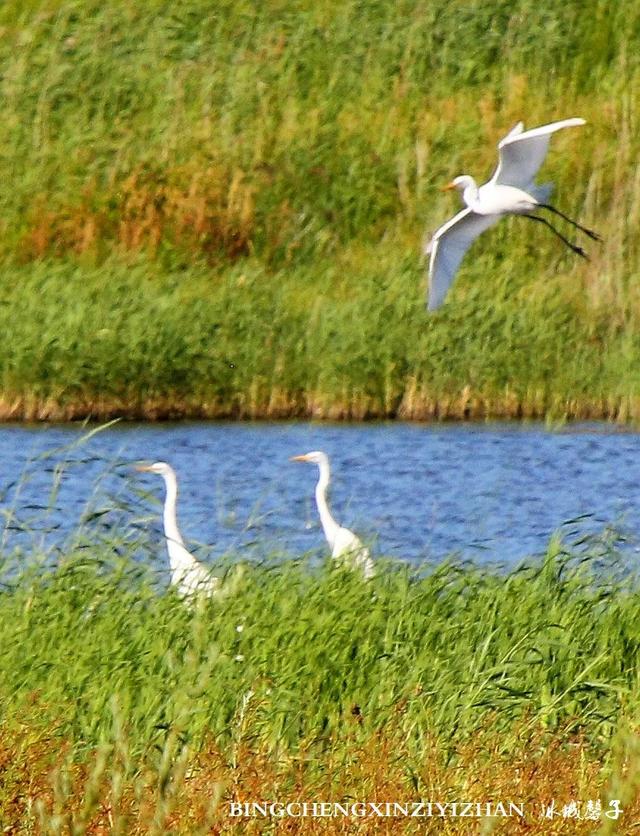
[426,117,599,311]
[136,462,221,599]
[291,451,374,580]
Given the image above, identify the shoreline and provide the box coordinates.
[0,391,636,423]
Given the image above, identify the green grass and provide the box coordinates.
[2,526,640,762]
[0,257,636,421]
[1,444,640,830]
[2,519,640,830]
[0,0,638,419]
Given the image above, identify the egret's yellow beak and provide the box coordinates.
[290,454,310,462]
[440,181,457,192]
[135,464,153,472]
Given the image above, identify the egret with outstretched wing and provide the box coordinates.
[426,118,600,311]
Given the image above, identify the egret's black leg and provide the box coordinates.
[539,203,602,242]
[523,213,588,259]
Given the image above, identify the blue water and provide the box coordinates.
[0,421,638,565]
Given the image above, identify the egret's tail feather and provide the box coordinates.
[532,182,554,203]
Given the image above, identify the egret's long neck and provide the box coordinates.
[462,179,480,209]
[315,458,341,548]
[161,470,186,548]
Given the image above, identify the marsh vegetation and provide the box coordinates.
[0,0,637,420]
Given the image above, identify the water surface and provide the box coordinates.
[0,421,638,566]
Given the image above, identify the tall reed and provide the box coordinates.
[0,0,639,417]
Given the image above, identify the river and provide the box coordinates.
[0,421,638,566]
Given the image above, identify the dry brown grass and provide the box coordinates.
[2,721,638,834]
[0,390,636,424]
[19,165,256,266]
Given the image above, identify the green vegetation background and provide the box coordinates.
[0,0,638,420]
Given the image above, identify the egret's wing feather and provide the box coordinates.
[427,209,499,310]
[333,527,374,579]
[491,117,585,189]
[332,526,364,558]
[501,121,525,142]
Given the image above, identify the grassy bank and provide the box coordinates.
[2,258,640,423]
[0,0,639,419]
[2,527,640,831]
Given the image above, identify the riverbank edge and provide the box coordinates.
[0,388,636,422]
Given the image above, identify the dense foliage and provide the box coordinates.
[0,0,637,418]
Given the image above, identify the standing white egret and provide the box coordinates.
[136,462,221,599]
[290,451,374,579]
[426,117,600,311]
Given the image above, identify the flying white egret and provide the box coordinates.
[290,451,374,579]
[426,117,600,311]
[136,462,221,599]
